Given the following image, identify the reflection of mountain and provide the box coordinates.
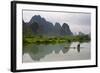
[23,15,73,36]
[62,44,71,53]
[23,43,71,61]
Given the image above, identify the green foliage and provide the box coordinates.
[23,34,90,45]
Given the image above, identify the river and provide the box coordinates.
[22,42,91,63]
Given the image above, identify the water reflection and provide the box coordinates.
[23,42,85,62]
[23,43,68,61]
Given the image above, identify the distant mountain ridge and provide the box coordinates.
[23,15,73,36]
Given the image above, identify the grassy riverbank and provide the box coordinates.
[23,35,90,45]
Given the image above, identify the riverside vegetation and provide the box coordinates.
[23,35,90,45]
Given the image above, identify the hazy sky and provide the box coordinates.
[23,10,91,34]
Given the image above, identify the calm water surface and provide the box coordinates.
[23,42,91,63]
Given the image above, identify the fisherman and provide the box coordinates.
[77,43,80,52]
[77,43,80,48]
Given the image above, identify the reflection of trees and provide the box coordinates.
[23,42,81,62]
[23,43,71,61]
[23,44,46,61]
